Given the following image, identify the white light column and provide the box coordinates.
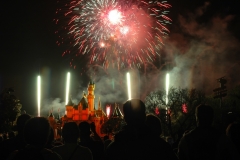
[166,73,170,105]
[37,75,41,117]
[127,72,131,100]
[65,72,70,105]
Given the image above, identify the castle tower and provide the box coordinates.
[66,97,74,118]
[78,92,89,121]
[87,80,95,112]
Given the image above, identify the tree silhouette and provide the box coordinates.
[145,88,207,138]
[0,88,22,132]
[145,85,240,139]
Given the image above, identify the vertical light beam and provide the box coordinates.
[65,72,70,105]
[127,72,131,100]
[37,75,41,117]
[166,73,170,105]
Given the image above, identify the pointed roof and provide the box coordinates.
[112,104,123,118]
[67,97,74,106]
[89,80,95,85]
[56,112,61,120]
[102,110,106,117]
[79,96,88,109]
[49,112,54,118]
[57,108,61,120]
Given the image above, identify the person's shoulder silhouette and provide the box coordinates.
[8,117,62,160]
[79,121,104,160]
[145,114,178,160]
[178,104,220,160]
[107,99,168,160]
[52,122,92,160]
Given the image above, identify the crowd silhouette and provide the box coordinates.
[0,99,239,160]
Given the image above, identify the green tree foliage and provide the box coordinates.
[101,117,126,135]
[0,88,22,132]
[145,88,207,137]
[145,86,240,139]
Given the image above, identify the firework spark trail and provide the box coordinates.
[56,0,171,70]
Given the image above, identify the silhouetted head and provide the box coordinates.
[224,112,237,129]
[46,128,54,147]
[195,104,214,127]
[226,123,240,151]
[145,114,162,136]
[24,117,51,147]
[62,122,80,143]
[123,99,146,126]
[78,121,91,137]
[16,114,31,133]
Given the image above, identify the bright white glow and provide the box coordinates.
[106,106,111,117]
[120,26,129,35]
[108,9,122,24]
[37,75,41,117]
[65,72,70,105]
[100,42,105,47]
[166,73,170,105]
[127,72,131,100]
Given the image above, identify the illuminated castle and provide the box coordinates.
[49,81,107,138]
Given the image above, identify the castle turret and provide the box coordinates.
[87,81,95,113]
[78,92,89,121]
[56,108,61,121]
[66,97,74,118]
[48,111,57,139]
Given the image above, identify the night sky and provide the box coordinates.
[0,0,240,116]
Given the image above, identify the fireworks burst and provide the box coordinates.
[55,0,171,70]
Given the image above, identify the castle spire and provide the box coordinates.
[49,109,54,118]
[87,80,95,112]
[67,96,74,106]
[57,108,60,120]
[98,97,101,110]
[112,103,123,118]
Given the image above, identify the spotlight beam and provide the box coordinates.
[166,73,169,105]
[127,72,131,100]
[37,75,41,117]
[66,72,70,105]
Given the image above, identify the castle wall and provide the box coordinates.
[60,81,106,137]
[66,106,73,118]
